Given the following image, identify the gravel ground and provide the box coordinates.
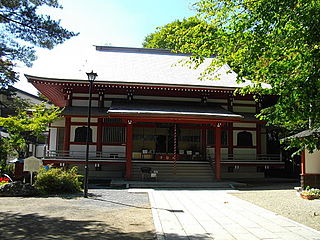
[0,188,156,240]
[1,181,319,239]
[230,182,320,231]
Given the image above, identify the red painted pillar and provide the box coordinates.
[126,120,133,180]
[215,123,222,180]
[63,117,71,155]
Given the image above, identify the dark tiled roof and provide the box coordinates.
[108,101,243,119]
[62,107,107,117]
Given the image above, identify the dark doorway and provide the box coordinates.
[156,135,166,153]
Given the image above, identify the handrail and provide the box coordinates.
[209,154,281,162]
[45,150,281,163]
[45,150,126,161]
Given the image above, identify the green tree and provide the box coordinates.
[0,0,77,91]
[143,17,217,61]
[144,0,320,152]
[0,103,61,159]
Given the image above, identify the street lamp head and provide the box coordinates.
[86,71,98,82]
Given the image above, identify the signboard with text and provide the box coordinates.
[23,156,42,172]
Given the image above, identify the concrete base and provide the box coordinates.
[110,180,247,189]
[301,174,320,188]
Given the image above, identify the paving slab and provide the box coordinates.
[145,189,320,240]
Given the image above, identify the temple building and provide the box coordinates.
[26,46,284,182]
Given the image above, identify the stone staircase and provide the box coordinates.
[131,161,214,182]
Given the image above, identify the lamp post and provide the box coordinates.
[84,70,98,198]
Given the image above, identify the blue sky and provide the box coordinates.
[15,0,197,94]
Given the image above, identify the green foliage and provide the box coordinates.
[34,166,82,194]
[0,0,78,89]
[2,163,14,177]
[144,0,320,151]
[301,187,320,199]
[143,17,217,60]
[0,138,9,172]
[0,103,61,158]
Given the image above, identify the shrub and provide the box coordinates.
[300,186,320,200]
[34,166,82,194]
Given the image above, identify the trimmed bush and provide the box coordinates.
[34,166,82,194]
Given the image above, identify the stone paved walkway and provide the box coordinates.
[147,189,320,240]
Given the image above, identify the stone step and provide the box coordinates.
[131,162,214,182]
[110,180,247,188]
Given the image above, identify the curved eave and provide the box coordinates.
[25,74,238,91]
[26,74,241,107]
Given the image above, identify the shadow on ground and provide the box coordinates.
[0,211,155,240]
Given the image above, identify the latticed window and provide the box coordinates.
[103,126,125,144]
[103,118,125,144]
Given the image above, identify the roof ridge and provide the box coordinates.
[95,45,191,56]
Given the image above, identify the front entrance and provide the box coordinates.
[156,135,167,153]
[132,123,207,162]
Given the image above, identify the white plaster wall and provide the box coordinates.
[233,106,256,113]
[206,147,228,159]
[102,145,126,158]
[51,119,65,127]
[233,130,256,146]
[106,94,126,99]
[233,148,257,160]
[208,99,227,104]
[69,144,96,157]
[73,93,91,97]
[104,101,112,107]
[233,122,256,128]
[49,128,57,151]
[233,100,255,105]
[70,126,97,142]
[36,145,46,158]
[135,96,199,102]
[71,117,97,123]
[72,99,98,107]
[305,149,320,174]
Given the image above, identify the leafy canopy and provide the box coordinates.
[143,17,217,60]
[144,0,320,152]
[0,0,78,90]
[0,101,61,158]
